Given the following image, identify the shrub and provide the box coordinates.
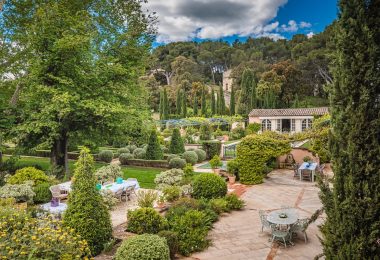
[7,167,49,186]
[0,183,35,203]
[225,194,244,210]
[166,154,180,162]
[169,209,211,256]
[63,148,112,256]
[166,197,217,223]
[202,141,221,160]
[182,163,194,178]
[237,133,291,184]
[115,234,170,260]
[136,190,158,208]
[133,148,146,159]
[119,153,134,164]
[100,189,119,210]
[169,128,185,154]
[192,173,227,199]
[154,169,184,190]
[118,147,130,154]
[169,158,186,169]
[161,145,169,153]
[229,126,246,140]
[162,128,172,138]
[200,123,212,140]
[246,123,261,135]
[158,231,179,260]
[127,208,167,234]
[33,182,52,204]
[95,164,122,183]
[163,186,182,202]
[127,144,138,153]
[303,156,312,162]
[194,149,207,162]
[146,129,164,160]
[209,198,229,214]
[98,150,114,163]
[182,151,198,165]
[209,155,222,169]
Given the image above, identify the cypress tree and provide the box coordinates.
[201,87,207,116]
[159,91,163,120]
[211,88,216,115]
[292,94,300,108]
[193,94,198,116]
[64,147,112,255]
[176,88,182,115]
[163,88,169,120]
[169,128,185,154]
[230,85,235,115]
[250,77,257,109]
[216,94,220,115]
[237,69,254,115]
[145,128,163,160]
[319,1,380,258]
[219,85,225,115]
[181,90,187,118]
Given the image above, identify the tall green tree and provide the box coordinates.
[237,69,254,115]
[176,88,182,115]
[219,85,226,115]
[146,129,163,160]
[159,90,163,120]
[181,90,187,118]
[211,88,216,115]
[250,77,257,109]
[163,88,169,120]
[319,0,380,258]
[193,94,198,116]
[201,87,207,116]
[169,128,185,154]
[230,85,235,115]
[64,147,112,255]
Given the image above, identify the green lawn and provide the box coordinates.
[300,141,311,149]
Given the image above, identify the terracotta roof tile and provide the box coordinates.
[249,107,329,117]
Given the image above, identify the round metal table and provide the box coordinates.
[267,208,298,225]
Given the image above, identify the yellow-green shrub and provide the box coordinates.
[7,167,49,186]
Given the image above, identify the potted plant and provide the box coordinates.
[303,156,312,167]
[157,195,166,208]
[227,159,239,184]
[209,155,222,174]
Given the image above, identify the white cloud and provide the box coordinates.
[144,0,288,43]
[307,32,314,38]
[300,21,312,28]
[279,20,298,32]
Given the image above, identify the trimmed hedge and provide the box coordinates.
[118,147,130,154]
[202,141,221,160]
[115,234,170,260]
[169,158,186,169]
[194,149,207,162]
[98,150,113,163]
[33,182,52,203]
[169,128,185,154]
[121,159,169,168]
[192,173,227,199]
[182,151,198,165]
[133,148,146,159]
[127,208,168,234]
[146,129,163,160]
[166,154,180,162]
[119,153,134,165]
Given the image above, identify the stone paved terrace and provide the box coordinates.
[191,169,327,260]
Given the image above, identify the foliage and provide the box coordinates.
[119,153,135,164]
[154,169,184,190]
[237,133,291,184]
[136,190,158,208]
[127,145,138,153]
[169,128,185,154]
[182,163,194,179]
[201,86,207,116]
[229,126,246,140]
[227,159,239,177]
[309,114,331,163]
[303,156,312,162]
[0,209,91,259]
[169,158,186,169]
[194,149,207,162]
[100,189,119,210]
[163,186,182,202]
[33,182,52,204]
[209,155,222,169]
[218,85,226,115]
[63,148,112,255]
[158,230,179,260]
[202,141,221,160]
[230,85,235,115]
[98,150,114,163]
[237,69,255,115]
[225,194,245,210]
[209,198,229,214]
[199,123,212,140]
[115,234,170,260]
[127,208,168,234]
[192,173,227,199]
[7,167,49,186]
[246,123,261,135]
[95,164,122,183]
[146,129,164,160]
[182,151,198,165]
[210,89,216,115]
[133,148,146,159]
[0,183,35,203]
[118,147,130,154]
[166,154,180,162]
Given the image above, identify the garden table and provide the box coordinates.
[58,179,140,194]
[267,208,299,226]
[298,162,318,182]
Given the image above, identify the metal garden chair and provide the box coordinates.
[270,224,291,248]
[259,210,271,232]
[290,218,309,243]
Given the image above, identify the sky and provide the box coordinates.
[144,0,338,46]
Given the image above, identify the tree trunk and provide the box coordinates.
[164,72,172,86]
[51,130,69,179]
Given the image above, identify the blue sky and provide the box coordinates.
[147,0,338,46]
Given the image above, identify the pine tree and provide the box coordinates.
[237,69,254,115]
[230,85,235,115]
[163,88,169,120]
[159,91,163,120]
[219,85,225,115]
[176,88,182,115]
[169,128,185,154]
[146,128,163,160]
[193,94,198,116]
[211,89,216,116]
[319,1,380,258]
[64,147,112,255]
[181,90,187,118]
[201,87,207,116]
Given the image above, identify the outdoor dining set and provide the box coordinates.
[293,162,326,182]
[259,207,309,248]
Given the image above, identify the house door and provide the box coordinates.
[282,119,291,133]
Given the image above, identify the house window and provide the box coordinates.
[261,119,271,131]
[301,119,313,131]
[291,119,295,132]
[276,119,281,132]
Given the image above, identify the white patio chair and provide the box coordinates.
[259,210,271,232]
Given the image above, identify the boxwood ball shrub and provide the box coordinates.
[119,153,134,165]
[118,147,130,154]
[182,151,198,165]
[98,150,114,163]
[192,173,227,199]
[33,182,52,203]
[166,154,180,162]
[133,148,146,159]
[115,234,170,260]
[158,230,179,260]
[194,149,207,162]
[127,207,168,234]
[7,167,49,186]
[127,144,138,153]
[225,194,244,210]
[169,158,186,169]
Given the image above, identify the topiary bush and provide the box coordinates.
[169,158,186,169]
[158,231,179,260]
[119,153,134,165]
[127,144,138,153]
[225,194,244,210]
[199,123,212,140]
[98,150,114,163]
[163,186,182,202]
[115,234,170,260]
[202,141,221,160]
[166,154,180,162]
[7,167,49,186]
[127,207,168,234]
[146,129,163,160]
[192,173,227,199]
[154,169,184,190]
[118,147,130,154]
[133,148,146,159]
[33,182,52,204]
[169,128,185,154]
[194,149,207,162]
[94,164,122,183]
[182,151,198,165]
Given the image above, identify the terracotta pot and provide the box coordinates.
[157,202,165,208]
[228,175,236,184]
[213,168,220,174]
